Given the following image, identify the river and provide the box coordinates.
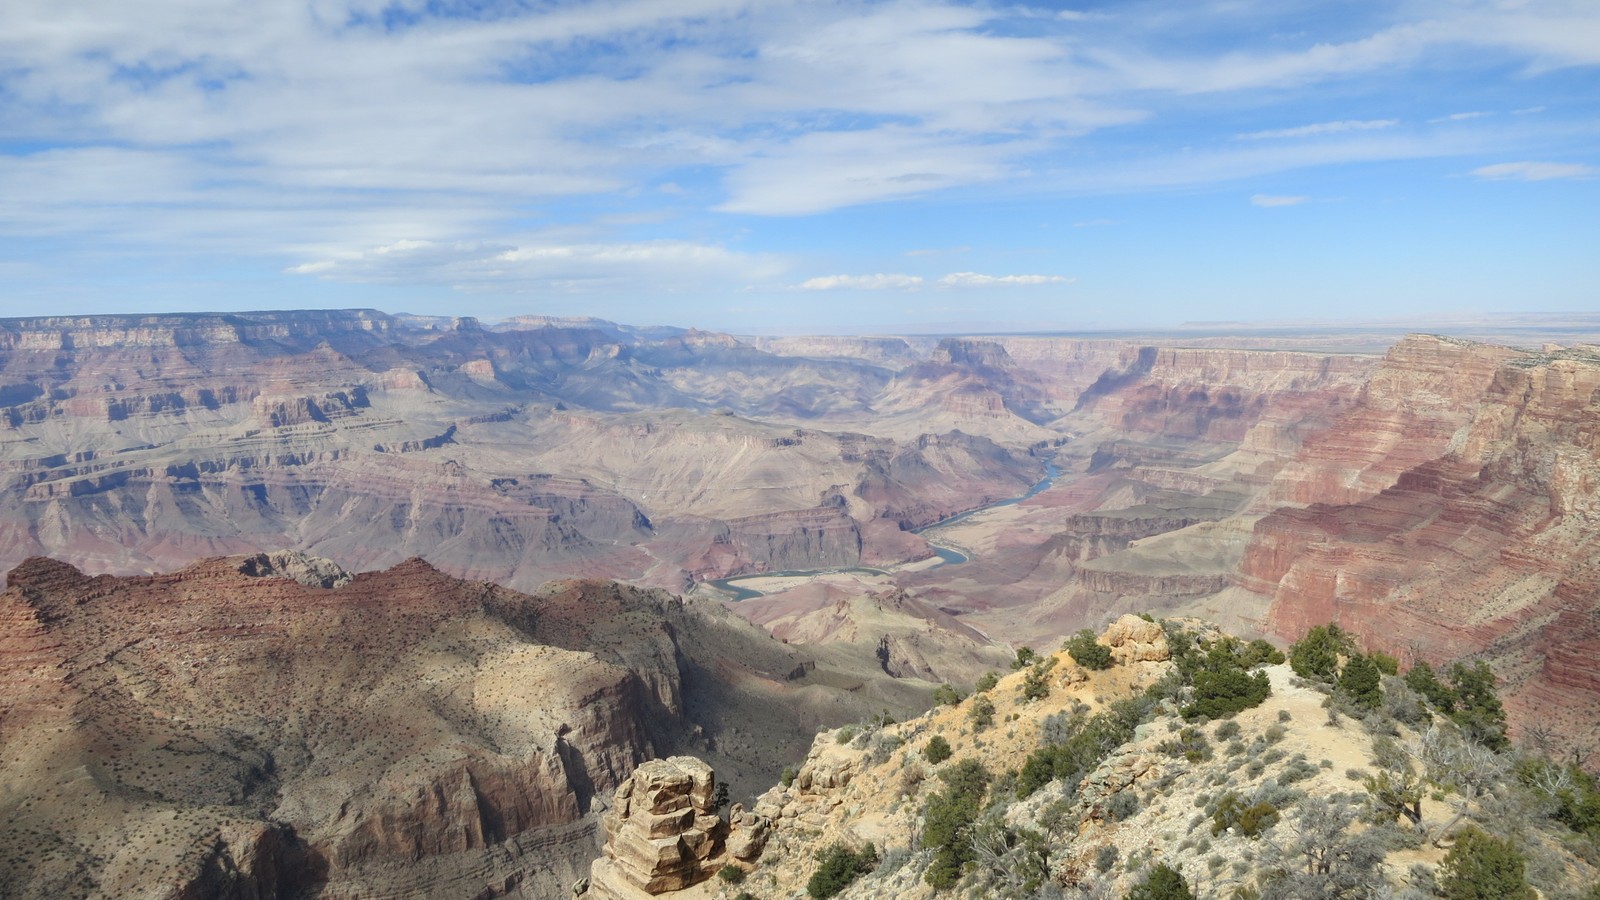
[705,457,1059,600]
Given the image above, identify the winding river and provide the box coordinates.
[706,457,1059,600]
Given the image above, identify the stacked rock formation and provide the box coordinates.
[586,757,737,898]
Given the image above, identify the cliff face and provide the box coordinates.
[0,311,1044,589]
[1065,345,1375,445]
[1249,342,1600,756]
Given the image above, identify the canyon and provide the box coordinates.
[3,309,1600,895]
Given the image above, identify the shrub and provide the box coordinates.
[1436,827,1535,899]
[1182,640,1272,719]
[718,864,746,884]
[923,735,953,764]
[1127,863,1197,900]
[1404,659,1457,712]
[975,671,999,693]
[1289,623,1353,683]
[922,760,990,890]
[1017,688,1159,799]
[1239,638,1287,668]
[1020,655,1058,702]
[1011,646,1038,670]
[932,683,963,706]
[1446,661,1508,750]
[1215,720,1242,741]
[1371,650,1400,676]
[1094,843,1119,873]
[1337,653,1383,710]
[835,725,858,745]
[1263,724,1287,744]
[781,766,798,787]
[1106,790,1139,821]
[1212,792,1279,837]
[1158,726,1211,763]
[1066,629,1114,670]
[968,695,996,731]
[807,842,878,899]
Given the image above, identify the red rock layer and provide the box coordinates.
[1250,344,1600,757]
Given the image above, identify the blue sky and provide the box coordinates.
[1,0,1597,333]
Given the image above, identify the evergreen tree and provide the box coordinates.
[1289,624,1351,683]
[1447,661,1508,750]
[1404,659,1457,712]
[1437,827,1534,899]
[1337,652,1382,709]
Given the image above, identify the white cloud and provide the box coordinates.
[1429,111,1490,123]
[1251,194,1310,207]
[799,273,924,291]
[289,237,785,292]
[1237,119,1399,140]
[1471,161,1598,181]
[937,272,1072,287]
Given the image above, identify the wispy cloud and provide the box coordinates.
[1251,194,1310,207]
[1429,111,1490,123]
[799,273,924,291]
[937,272,1072,287]
[1471,161,1598,181]
[289,237,785,292]
[1237,119,1399,140]
[798,271,1070,290]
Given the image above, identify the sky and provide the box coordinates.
[1,0,1597,334]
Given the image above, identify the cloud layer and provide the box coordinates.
[1,0,1597,322]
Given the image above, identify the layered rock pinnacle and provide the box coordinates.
[586,757,762,898]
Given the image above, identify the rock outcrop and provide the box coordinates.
[586,757,736,898]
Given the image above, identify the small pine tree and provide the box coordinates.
[923,735,953,764]
[1338,653,1382,709]
[1404,659,1457,712]
[1127,863,1197,900]
[1436,827,1534,899]
[1447,661,1508,750]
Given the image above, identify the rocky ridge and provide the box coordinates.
[588,615,1599,899]
[0,554,991,899]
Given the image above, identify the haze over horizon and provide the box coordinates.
[2,0,1597,332]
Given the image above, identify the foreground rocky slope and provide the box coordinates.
[0,553,986,899]
[589,617,1599,899]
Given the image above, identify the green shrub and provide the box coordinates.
[1289,624,1353,683]
[1215,720,1242,741]
[835,725,857,745]
[923,735,953,764]
[922,760,990,890]
[1127,862,1197,900]
[807,842,878,899]
[1066,629,1113,670]
[718,864,746,884]
[975,671,999,692]
[968,695,996,731]
[1211,792,1279,837]
[1404,659,1457,712]
[1337,653,1382,710]
[1371,650,1400,676]
[932,683,963,706]
[1437,827,1534,899]
[1011,646,1038,670]
[1446,661,1508,750]
[781,766,797,787]
[1106,790,1139,821]
[1017,689,1157,799]
[1021,657,1056,702]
